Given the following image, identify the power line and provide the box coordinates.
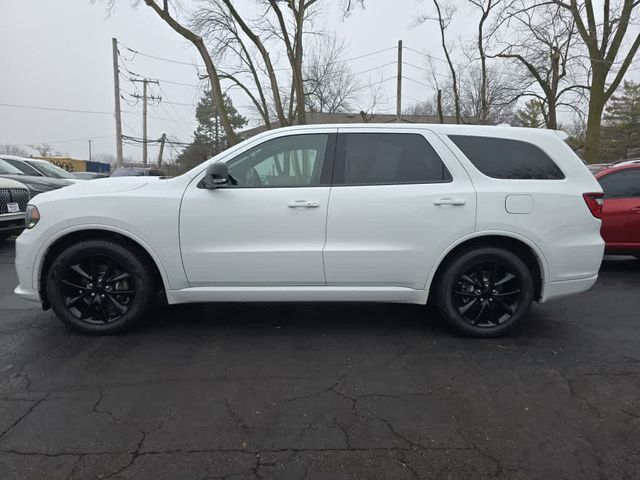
[11,134,115,146]
[0,102,119,115]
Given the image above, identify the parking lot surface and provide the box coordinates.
[0,238,639,479]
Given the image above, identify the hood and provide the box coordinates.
[0,174,72,191]
[0,177,30,190]
[29,175,163,204]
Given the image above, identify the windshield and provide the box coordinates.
[27,160,76,179]
[0,159,26,175]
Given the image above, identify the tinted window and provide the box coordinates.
[228,134,329,187]
[336,133,451,185]
[111,168,146,177]
[449,135,564,180]
[598,169,640,198]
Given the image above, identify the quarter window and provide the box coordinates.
[335,133,452,185]
[598,169,640,198]
[449,135,565,180]
[228,134,329,187]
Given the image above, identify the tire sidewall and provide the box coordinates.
[437,248,535,338]
[47,240,153,335]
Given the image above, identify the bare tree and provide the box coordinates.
[459,65,518,123]
[192,0,322,127]
[135,0,239,145]
[31,144,54,157]
[0,144,29,157]
[303,36,359,113]
[429,1,461,123]
[465,0,504,123]
[551,0,640,163]
[493,1,585,129]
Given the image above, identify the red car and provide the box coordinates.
[595,163,640,257]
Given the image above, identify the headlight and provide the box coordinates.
[25,205,40,229]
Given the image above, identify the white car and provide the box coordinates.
[14,124,605,337]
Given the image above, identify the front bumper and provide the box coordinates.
[0,212,26,235]
[14,284,40,303]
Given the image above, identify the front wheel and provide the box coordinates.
[434,247,535,338]
[46,239,156,335]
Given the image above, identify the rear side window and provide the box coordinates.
[449,135,564,180]
[598,169,640,198]
[335,133,452,185]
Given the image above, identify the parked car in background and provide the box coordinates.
[587,163,610,174]
[0,177,30,241]
[15,124,604,337]
[73,172,109,180]
[595,163,640,257]
[0,158,74,197]
[110,167,165,177]
[0,156,83,183]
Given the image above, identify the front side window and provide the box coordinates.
[335,133,452,185]
[4,159,41,176]
[449,135,565,180]
[228,134,329,187]
[598,169,640,198]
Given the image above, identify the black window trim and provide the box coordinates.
[598,168,640,199]
[222,132,337,189]
[332,132,454,187]
[448,134,567,181]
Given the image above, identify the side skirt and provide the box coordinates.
[166,286,428,305]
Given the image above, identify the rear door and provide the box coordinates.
[323,127,476,289]
[598,168,640,249]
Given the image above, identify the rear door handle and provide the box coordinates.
[433,197,466,206]
[632,205,640,214]
[288,200,319,208]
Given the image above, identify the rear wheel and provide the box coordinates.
[435,247,534,337]
[46,239,156,334]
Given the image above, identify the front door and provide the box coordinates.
[323,128,476,289]
[598,168,640,250]
[180,131,336,286]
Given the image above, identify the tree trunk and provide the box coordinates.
[584,74,607,164]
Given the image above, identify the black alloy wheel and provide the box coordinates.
[452,261,522,328]
[60,254,135,324]
[47,239,156,334]
[435,247,534,337]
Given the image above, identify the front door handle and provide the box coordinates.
[288,200,319,208]
[632,205,640,214]
[433,197,466,206]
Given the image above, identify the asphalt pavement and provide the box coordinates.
[0,238,639,479]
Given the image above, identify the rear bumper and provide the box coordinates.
[540,274,598,302]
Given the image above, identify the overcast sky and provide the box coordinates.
[1,0,637,163]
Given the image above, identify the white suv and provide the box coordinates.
[14,124,604,337]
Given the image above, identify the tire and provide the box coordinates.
[434,247,535,338]
[46,239,156,335]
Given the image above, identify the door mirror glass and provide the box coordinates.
[198,162,231,189]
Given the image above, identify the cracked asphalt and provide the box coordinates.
[0,238,639,479]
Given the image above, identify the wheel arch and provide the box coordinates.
[38,227,168,308]
[426,232,548,303]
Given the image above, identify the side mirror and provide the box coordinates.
[198,162,230,189]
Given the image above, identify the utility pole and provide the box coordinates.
[157,133,167,167]
[88,140,92,162]
[396,40,403,122]
[131,78,160,167]
[112,38,123,168]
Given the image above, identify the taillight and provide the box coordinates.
[583,192,604,219]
